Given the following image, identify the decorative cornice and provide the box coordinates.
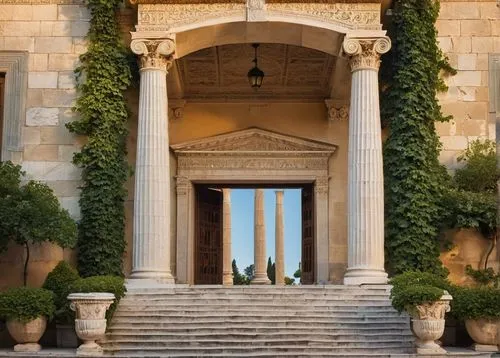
[325,99,349,121]
[171,127,337,154]
[0,0,83,3]
[130,38,176,71]
[342,37,391,71]
[130,0,377,4]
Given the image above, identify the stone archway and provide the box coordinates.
[127,0,391,287]
[170,128,336,284]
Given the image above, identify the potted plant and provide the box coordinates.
[450,285,500,352]
[0,287,55,352]
[43,261,81,348]
[68,275,125,355]
[390,271,452,354]
[0,161,77,286]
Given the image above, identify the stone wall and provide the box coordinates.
[436,0,498,168]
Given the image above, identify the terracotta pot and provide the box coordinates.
[407,292,452,354]
[68,293,114,356]
[465,318,500,352]
[6,317,47,352]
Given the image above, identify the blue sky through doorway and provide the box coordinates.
[230,188,302,279]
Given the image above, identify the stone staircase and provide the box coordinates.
[102,285,414,357]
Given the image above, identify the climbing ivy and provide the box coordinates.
[66,0,131,277]
[381,0,454,277]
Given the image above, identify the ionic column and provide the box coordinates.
[252,189,271,284]
[342,37,391,285]
[129,37,176,283]
[222,189,233,285]
[275,191,285,286]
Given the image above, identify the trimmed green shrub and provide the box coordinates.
[389,271,450,313]
[70,276,125,320]
[0,287,55,323]
[43,261,80,324]
[0,161,77,286]
[450,286,500,320]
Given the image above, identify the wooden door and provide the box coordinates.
[301,185,315,284]
[195,186,223,284]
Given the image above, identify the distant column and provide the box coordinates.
[251,189,271,284]
[222,189,233,286]
[275,191,285,286]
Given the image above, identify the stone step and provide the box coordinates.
[124,285,392,292]
[106,327,413,343]
[109,320,409,328]
[103,342,414,351]
[115,302,394,310]
[119,298,392,306]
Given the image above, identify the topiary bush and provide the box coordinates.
[0,287,55,323]
[449,286,500,320]
[70,276,126,321]
[389,271,451,313]
[43,261,80,324]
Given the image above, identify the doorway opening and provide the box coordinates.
[194,184,314,285]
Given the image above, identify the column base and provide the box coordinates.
[251,274,271,285]
[129,270,175,284]
[223,273,233,286]
[343,269,388,285]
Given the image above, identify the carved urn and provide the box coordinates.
[406,292,452,355]
[465,318,499,352]
[68,293,115,356]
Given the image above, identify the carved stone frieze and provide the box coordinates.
[137,3,245,31]
[325,99,349,121]
[136,2,381,31]
[131,38,176,71]
[342,37,391,71]
[266,2,380,30]
[178,156,328,170]
[0,0,83,3]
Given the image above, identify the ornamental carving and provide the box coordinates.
[131,38,176,71]
[406,294,452,320]
[342,37,391,71]
[315,176,329,194]
[137,3,245,31]
[325,100,349,121]
[266,3,380,30]
[176,176,189,195]
[136,2,380,31]
[178,156,329,170]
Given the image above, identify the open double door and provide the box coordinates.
[194,185,316,285]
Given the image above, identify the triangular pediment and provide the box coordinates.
[171,128,337,154]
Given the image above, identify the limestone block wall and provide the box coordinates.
[436,0,498,168]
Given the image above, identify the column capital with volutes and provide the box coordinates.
[130,36,176,72]
[342,36,391,72]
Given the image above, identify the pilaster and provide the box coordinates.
[222,189,233,286]
[274,191,284,286]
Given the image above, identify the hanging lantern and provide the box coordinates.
[247,43,265,89]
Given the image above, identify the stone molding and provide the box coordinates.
[0,0,83,3]
[0,52,28,163]
[325,99,349,121]
[342,37,391,72]
[135,2,381,32]
[130,38,176,71]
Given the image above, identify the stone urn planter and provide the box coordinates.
[68,293,115,356]
[407,292,452,354]
[465,318,499,352]
[6,317,47,352]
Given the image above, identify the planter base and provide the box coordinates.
[472,343,499,352]
[13,343,41,352]
[415,339,447,355]
[77,341,103,356]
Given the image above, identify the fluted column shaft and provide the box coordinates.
[129,38,176,283]
[252,189,271,284]
[222,189,233,285]
[343,37,391,285]
[275,191,285,286]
